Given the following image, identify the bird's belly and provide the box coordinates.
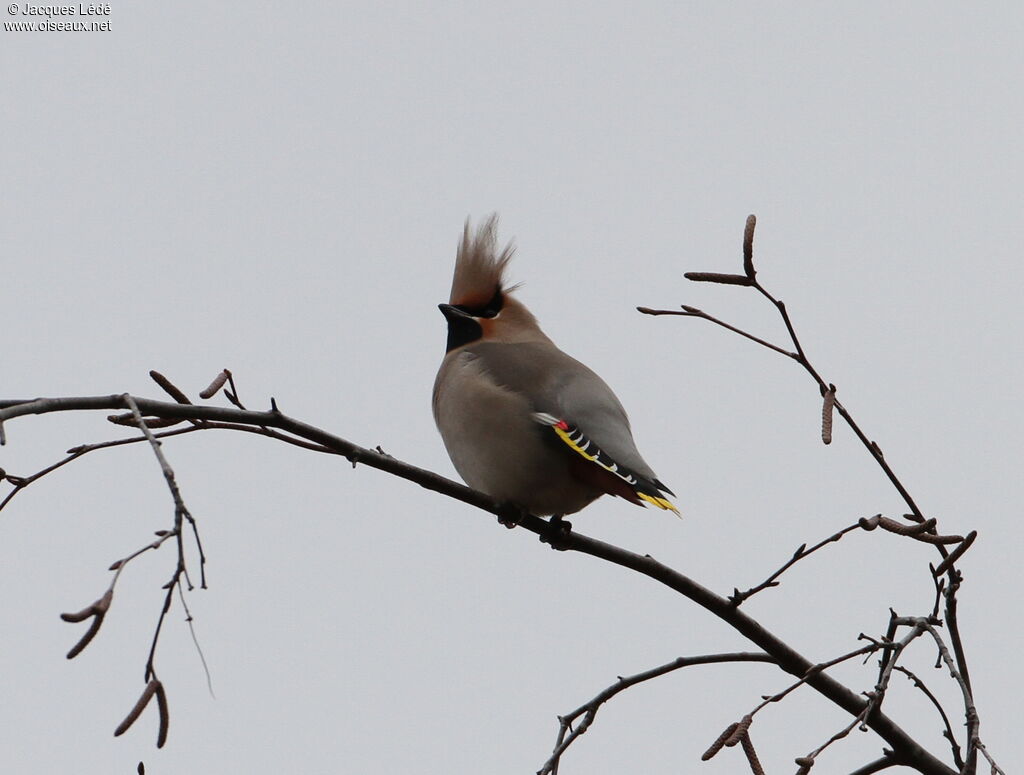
[434,363,600,516]
[451,434,600,516]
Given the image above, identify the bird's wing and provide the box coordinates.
[531,412,677,512]
[466,341,678,512]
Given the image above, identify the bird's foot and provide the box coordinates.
[496,502,526,529]
[540,514,573,550]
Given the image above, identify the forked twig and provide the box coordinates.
[639,214,979,714]
[701,639,894,771]
[636,305,797,359]
[894,665,963,770]
[730,514,962,607]
[537,652,775,775]
[729,521,863,605]
[57,392,213,748]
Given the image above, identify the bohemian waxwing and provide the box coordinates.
[432,216,678,518]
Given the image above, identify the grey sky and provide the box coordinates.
[2,4,1020,773]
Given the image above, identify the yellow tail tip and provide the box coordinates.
[638,492,681,516]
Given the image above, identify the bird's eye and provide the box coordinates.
[478,287,504,317]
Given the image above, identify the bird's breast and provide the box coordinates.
[433,351,600,516]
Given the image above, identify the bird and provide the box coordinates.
[432,216,678,520]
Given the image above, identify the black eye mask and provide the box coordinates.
[457,286,504,319]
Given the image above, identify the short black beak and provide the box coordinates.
[438,303,472,321]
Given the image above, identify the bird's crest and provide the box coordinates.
[449,215,516,308]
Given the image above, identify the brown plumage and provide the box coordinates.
[433,216,678,517]
[448,218,515,310]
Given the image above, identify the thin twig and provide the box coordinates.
[537,652,775,775]
[729,520,864,605]
[121,395,208,698]
[642,214,979,722]
[871,618,929,719]
[0,418,344,519]
[177,583,214,698]
[750,641,884,717]
[637,306,798,359]
[974,739,1006,775]
[894,665,964,770]
[906,617,980,771]
[701,639,896,772]
[801,706,872,768]
[730,514,957,607]
[60,515,178,660]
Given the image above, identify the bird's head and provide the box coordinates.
[440,216,549,352]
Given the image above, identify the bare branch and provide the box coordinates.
[909,618,980,770]
[894,666,964,770]
[1,211,994,773]
[731,513,961,607]
[539,652,775,775]
[637,305,798,359]
[799,706,873,771]
[178,583,215,698]
[108,414,188,428]
[0,393,964,774]
[974,740,1006,775]
[701,639,899,771]
[730,520,863,605]
[641,214,980,713]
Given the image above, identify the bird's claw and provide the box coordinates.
[497,502,525,529]
[540,514,572,549]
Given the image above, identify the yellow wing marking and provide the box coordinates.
[553,423,599,462]
[550,421,680,514]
